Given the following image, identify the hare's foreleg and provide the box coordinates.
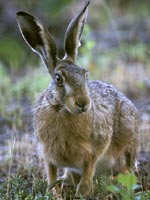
[45,161,57,186]
[45,161,62,194]
[76,160,96,197]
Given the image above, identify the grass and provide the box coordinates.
[0,173,150,199]
[0,174,53,200]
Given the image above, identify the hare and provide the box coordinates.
[16,0,139,197]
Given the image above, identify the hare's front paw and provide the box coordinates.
[75,181,93,198]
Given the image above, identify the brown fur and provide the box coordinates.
[16,1,139,197]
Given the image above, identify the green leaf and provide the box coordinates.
[117,174,137,191]
[107,185,120,192]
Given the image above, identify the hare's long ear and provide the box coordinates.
[64,1,90,61]
[16,11,57,74]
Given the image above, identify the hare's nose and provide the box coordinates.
[75,97,90,112]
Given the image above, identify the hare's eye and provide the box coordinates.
[55,74,63,85]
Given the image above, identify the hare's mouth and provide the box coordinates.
[65,96,91,114]
[65,105,90,114]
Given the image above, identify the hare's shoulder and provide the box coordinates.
[87,80,121,107]
[87,80,121,98]
[87,80,133,105]
[87,80,138,116]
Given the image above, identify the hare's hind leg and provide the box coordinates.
[118,100,139,174]
[111,143,138,177]
[123,144,138,173]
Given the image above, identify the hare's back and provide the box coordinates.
[87,80,139,131]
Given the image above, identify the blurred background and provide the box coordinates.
[0,0,150,198]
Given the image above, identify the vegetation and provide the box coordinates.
[0,173,150,199]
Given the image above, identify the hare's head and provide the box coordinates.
[16,1,91,114]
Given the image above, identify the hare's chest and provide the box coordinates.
[38,114,93,167]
